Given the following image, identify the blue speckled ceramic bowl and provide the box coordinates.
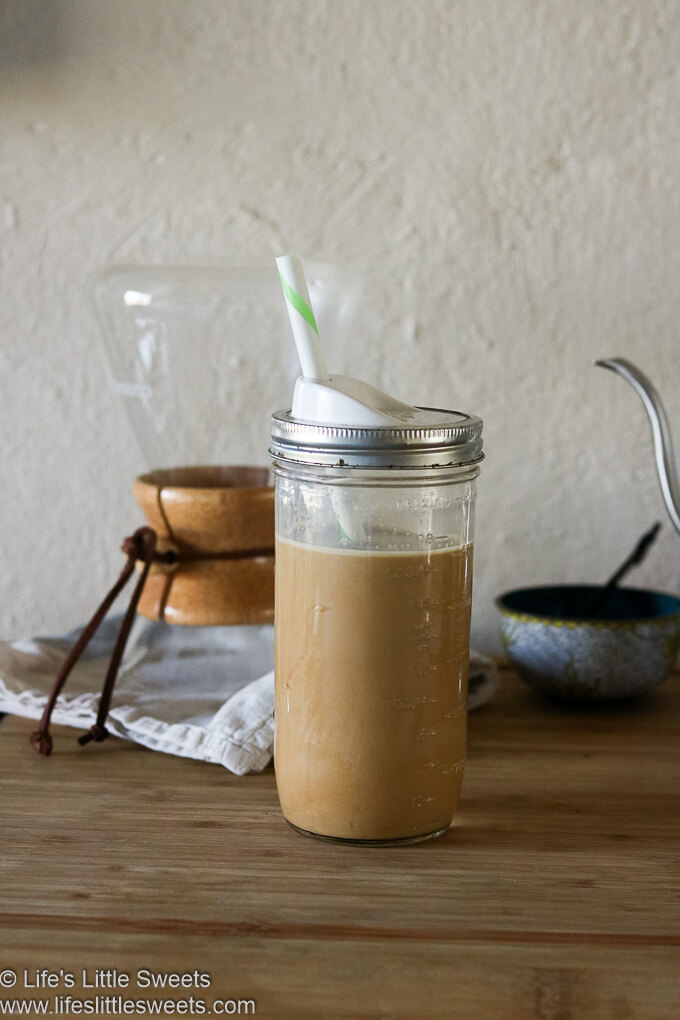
[496,586,680,701]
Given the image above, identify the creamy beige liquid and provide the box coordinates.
[274,539,473,842]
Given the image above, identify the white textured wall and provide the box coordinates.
[2,0,679,651]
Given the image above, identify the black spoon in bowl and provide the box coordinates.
[582,521,662,619]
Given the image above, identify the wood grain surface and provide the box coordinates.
[1,667,678,1018]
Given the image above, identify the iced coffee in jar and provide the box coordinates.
[270,253,483,845]
[270,410,483,845]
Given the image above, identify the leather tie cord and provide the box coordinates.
[30,527,159,756]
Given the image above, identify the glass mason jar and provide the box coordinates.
[269,408,483,845]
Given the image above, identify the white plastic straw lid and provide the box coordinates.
[276,253,329,380]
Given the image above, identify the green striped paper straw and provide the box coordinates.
[276,253,329,380]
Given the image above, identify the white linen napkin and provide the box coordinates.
[0,616,499,774]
